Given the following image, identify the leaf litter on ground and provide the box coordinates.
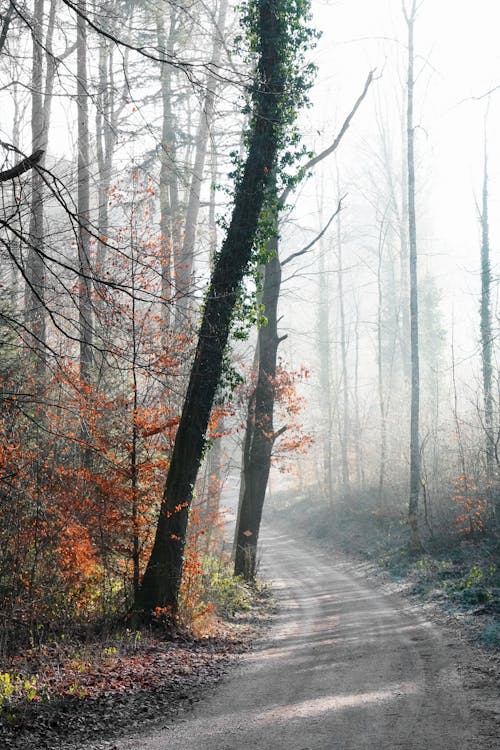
[0,589,274,750]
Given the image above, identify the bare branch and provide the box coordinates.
[273,424,288,442]
[279,69,376,207]
[281,197,345,267]
[0,149,45,182]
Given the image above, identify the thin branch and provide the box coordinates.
[281,197,345,267]
[273,424,288,442]
[279,69,376,207]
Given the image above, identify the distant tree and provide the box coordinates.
[478,143,494,479]
[404,0,422,550]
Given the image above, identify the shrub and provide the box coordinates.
[479,623,500,649]
[202,555,251,617]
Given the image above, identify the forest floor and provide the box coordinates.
[0,591,274,750]
[98,524,498,749]
[3,511,499,749]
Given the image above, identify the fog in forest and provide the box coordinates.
[1,0,500,633]
[261,0,500,533]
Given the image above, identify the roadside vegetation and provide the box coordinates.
[272,488,500,651]
[0,553,269,749]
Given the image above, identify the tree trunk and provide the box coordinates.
[175,0,228,327]
[336,165,350,494]
[478,141,498,524]
[479,146,494,473]
[376,214,387,510]
[95,26,121,287]
[317,207,333,500]
[232,73,374,573]
[234,236,281,579]
[26,0,47,374]
[77,0,92,383]
[136,0,289,615]
[156,10,179,335]
[405,0,421,550]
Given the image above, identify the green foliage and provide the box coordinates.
[221,0,318,350]
[0,673,40,711]
[479,622,500,649]
[214,349,245,406]
[444,563,499,608]
[202,555,252,617]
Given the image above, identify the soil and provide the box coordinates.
[4,524,498,749]
[107,526,500,749]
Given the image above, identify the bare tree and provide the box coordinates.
[404,0,422,550]
[478,141,494,480]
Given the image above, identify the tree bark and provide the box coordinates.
[136,0,289,616]
[404,0,422,550]
[77,0,92,384]
[234,235,281,579]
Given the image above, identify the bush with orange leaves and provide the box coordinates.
[451,474,489,536]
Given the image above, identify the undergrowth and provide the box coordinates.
[270,489,500,650]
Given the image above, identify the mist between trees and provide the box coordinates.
[0,0,499,644]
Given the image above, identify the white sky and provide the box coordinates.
[283,0,500,374]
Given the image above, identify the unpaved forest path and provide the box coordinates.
[116,528,493,750]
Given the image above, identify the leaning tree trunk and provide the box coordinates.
[135,0,290,616]
[405,0,421,550]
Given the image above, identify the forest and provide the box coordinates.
[0,0,499,747]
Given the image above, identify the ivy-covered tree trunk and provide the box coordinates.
[136,0,296,617]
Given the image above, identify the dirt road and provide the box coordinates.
[116,528,494,749]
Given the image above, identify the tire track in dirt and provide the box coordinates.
[115,527,484,749]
